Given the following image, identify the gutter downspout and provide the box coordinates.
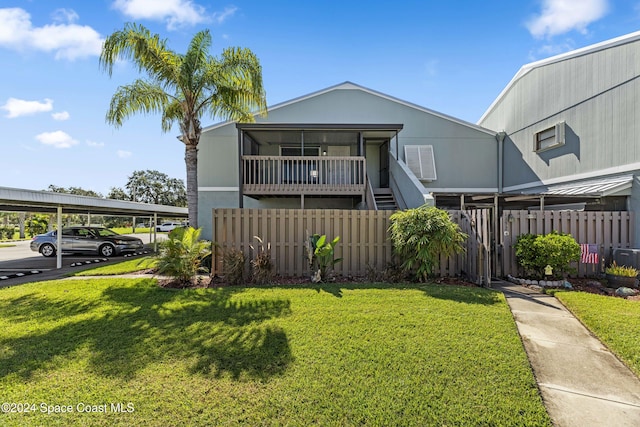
[496,131,506,278]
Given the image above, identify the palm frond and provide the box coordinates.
[99,22,180,87]
[106,80,170,127]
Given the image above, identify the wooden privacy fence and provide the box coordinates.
[211,208,491,282]
[211,209,393,277]
[501,210,635,277]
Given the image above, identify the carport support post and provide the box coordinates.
[153,212,158,252]
[56,205,62,269]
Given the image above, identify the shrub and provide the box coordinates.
[514,231,580,278]
[304,233,343,283]
[221,247,246,286]
[250,236,275,285]
[605,261,639,277]
[0,226,15,240]
[25,215,48,237]
[388,206,466,282]
[156,227,211,284]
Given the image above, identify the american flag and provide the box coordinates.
[581,244,599,264]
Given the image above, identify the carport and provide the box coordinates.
[0,186,188,269]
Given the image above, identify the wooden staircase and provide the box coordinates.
[373,188,398,210]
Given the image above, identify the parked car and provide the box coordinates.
[30,226,144,257]
[156,222,183,232]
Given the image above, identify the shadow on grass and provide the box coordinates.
[271,282,502,305]
[0,279,293,381]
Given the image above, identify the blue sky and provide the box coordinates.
[1,0,639,196]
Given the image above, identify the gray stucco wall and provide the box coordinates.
[480,39,640,189]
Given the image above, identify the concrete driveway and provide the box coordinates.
[0,233,165,278]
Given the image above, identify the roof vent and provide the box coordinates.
[404,145,437,181]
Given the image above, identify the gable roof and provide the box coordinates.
[479,30,640,124]
[202,81,496,136]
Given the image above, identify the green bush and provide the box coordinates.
[388,206,467,282]
[156,227,211,284]
[0,226,15,240]
[25,215,48,237]
[514,231,580,278]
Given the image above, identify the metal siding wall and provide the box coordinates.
[481,41,640,189]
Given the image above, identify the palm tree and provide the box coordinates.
[99,23,267,228]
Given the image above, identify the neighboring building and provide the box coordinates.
[197,82,497,240]
[479,31,640,213]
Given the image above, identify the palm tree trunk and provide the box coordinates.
[185,144,198,229]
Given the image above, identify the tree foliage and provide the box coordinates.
[100,23,267,228]
[388,206,467,282]
[46,185,103,198]
[108,169,186,206]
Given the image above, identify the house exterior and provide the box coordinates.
[197,82,498,240]
[478,32,640,218]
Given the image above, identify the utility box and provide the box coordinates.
[612,248,640,269]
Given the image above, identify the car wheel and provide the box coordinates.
[99,244,115,257]
[40,243,56,257]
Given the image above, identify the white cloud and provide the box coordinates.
[112,0,207,30]
[1,97,53,118]
[117,150,132,158]
[86,140,104,147]
[35,131,78,149]
[0,7,103,60]
[526,0,609,38]
[52,111,70,121]
[212,6,238,24]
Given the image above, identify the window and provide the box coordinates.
[280,146,320,156]
[534,122,565,152]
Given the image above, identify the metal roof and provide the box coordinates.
[0,186,188,217]
[515,174,634,197]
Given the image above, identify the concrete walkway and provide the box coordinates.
[496,281,640,427]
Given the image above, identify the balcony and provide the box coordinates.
[242,155,366,196]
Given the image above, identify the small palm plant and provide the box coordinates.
[156,226,211,285]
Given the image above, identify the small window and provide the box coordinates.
[404,145,437,181]
[534,122,565,152]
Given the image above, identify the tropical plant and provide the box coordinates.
[605,261,639,277]
[156,227,211,285]
[250,236,275,285]
[514,231,580,278]
[100,23,267,228]
[388,206,467,282]
[305,233,343,282]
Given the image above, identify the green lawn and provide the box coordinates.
[74,257,158,276]
[555,291,640,376]
[0,279,550,426]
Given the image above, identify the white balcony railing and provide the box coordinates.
[242,155,366,195]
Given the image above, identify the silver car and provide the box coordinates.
[30,227,144,258]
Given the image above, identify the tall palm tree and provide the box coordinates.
[99,23,266,228]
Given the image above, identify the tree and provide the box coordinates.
[100,23,267,228]
[46,185,103,198]
[108,170,186,206]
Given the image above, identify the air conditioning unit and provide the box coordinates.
[612,248,640,269]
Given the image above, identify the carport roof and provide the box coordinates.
[0,186,188,217]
